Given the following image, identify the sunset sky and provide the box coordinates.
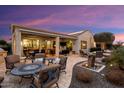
[0,5,124,42]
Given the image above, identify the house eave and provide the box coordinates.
[11,24,77,40]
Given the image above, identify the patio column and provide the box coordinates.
[55,36,60,57]
[12,31,15,55]
[14,29,22,56]
[73,40,79,54]
[39,39,42,52]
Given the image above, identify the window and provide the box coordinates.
[81,41,87,49]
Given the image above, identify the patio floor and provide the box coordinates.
[0,54,87,88]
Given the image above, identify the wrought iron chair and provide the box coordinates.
[5,55,21,73]
[95,51,104,63]
[96,51,103,58]
[23,50,34,62]
[59,56,68,74]
[32,53,46,64]
[30,64,60,88]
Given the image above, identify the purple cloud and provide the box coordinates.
[1,6,124,42]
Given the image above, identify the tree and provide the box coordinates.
[94,32,115,43]
[0,39,12,54]
[94,32,115,49]
[0,40,7,45]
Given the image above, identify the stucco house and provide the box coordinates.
[11,24,95,57]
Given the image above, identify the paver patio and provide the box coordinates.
[0,54,87,88]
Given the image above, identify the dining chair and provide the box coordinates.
[96,51,103,58]
[95,51,104,63]
[59,56,68,74]
[32,53,46,64]
[5,55,21,73]
[23,50,33,62]
[30,64,61,88]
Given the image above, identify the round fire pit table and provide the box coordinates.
[11,63,44,83]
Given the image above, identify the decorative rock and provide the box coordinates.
[76,70,93,83]
[106,69,124,86]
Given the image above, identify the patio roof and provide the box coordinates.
[68,30,94,36]
[11,24,77,39]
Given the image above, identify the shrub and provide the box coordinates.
[76,70,93,83]
[94,32,115,43]
[107,47,124,70]
[102,57,110,64]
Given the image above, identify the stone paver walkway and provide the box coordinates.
[0,54,87,88]
[57,54,87,87]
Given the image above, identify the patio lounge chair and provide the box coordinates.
[0,76,4,88]
[5,55,22,73]
[59,56,68,74]
[30,64,60,88]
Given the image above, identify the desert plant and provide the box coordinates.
[107,47,124,70]
[102,57,110,64]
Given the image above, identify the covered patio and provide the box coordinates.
[11,25,77,57]
[21,33,75,56]
[11,24,95,57]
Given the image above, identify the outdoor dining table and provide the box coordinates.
[11,63,44,83]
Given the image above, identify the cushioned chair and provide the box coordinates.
[32,53,46,64]
[95,51,104,63]
[31,64,60,88]
[0,76,4,88]
[59,56,67,74]
[5,55,21,73]
[23,50,33,62]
